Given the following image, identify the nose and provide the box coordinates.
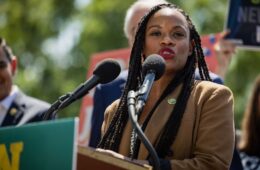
[160,34,174,46]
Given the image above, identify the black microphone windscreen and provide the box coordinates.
[93,58,121,84]
[142,54,165,80]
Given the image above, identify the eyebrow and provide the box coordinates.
[147,25,187,31]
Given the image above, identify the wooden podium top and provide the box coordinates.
[77,146,152,170]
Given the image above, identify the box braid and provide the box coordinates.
[98,2,155,151]
[98,4,212,157]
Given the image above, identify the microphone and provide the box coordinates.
[58,58,121,110]
[135,54,165,114]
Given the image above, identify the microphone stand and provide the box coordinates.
[42,81,94,121]
[42,93,71,120]
[127,90,160,170]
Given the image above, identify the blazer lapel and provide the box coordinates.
[138,84,182,159]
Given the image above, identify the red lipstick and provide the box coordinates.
[159,48,175,60]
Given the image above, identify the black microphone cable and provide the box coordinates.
[127,90,161,170]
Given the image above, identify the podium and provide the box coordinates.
[0,118,152,170]
[77,146,152,170]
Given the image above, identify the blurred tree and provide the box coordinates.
[0,0,79,117]
[71,0,135,64]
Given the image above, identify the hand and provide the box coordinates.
[95,148,149,165]
[96,148,126,160]
[214,30,237,79]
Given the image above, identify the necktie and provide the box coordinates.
[1,107,20,127]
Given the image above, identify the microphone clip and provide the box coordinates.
[127,90,138,120]
[42,93,71,120]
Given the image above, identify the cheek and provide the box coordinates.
[143,38,159,56]
[180,40,191,54]
[177,43,190,62]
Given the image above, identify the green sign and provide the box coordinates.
[0,118,78,170]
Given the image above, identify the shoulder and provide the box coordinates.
[24,95,50,109]
[15,90,50,111]
[194,80,232,95]
[192,80,234,104]
[13,89,53,124]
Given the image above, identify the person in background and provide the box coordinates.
[238,74,260,170]
[89,0,236,148]
[0,37,52,127]
[97,3,234,169]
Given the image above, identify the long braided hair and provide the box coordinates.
[98,3,211,158]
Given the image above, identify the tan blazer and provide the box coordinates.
[102,80,235,170]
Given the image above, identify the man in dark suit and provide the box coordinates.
[0,37,52,127]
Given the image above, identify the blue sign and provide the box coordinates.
[225,0,260,50]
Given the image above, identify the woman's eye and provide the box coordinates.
[150,31,161,36]
[173,32,185,38]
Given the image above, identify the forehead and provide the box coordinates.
[148,8,189,29]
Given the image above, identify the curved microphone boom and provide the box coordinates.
[135,54,165,114]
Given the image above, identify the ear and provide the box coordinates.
[188,40,194,56]
[10,56,17,75]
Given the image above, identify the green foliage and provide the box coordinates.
[0,0,78,117]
